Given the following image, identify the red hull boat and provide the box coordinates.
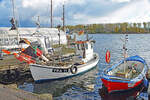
[101,56,148,93]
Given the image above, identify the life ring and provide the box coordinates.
[106,50,110,63]
[70,65,78,74]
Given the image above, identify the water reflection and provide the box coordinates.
[19,66,98,97]
[99,83,148,100]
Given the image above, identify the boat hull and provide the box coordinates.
[101,78,143,93]
[99,80,146,100]
[30,53,99,82]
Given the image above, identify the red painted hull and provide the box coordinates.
[101,78,143,93]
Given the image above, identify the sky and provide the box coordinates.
[0,0,150,27]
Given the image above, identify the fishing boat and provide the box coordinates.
[30,39,99,82]
[28,0,99,82]
[100,35,148,93]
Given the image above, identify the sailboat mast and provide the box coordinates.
[50,0,53,28]
[11,0,20,44]
[12,0,15,20]
[11,0,17,27]
[63,3,65,31]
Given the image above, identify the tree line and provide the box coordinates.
[66,22,150,34]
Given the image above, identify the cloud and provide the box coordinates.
[22,0,49,9]
[106,0,150,23]
[65,0,85,5]
[22,0,85,9]
[71,0,150,24]
[19,0,86,26]
[0,0,150,26]
[111,0,131,3]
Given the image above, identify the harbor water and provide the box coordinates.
[18,34,150,100]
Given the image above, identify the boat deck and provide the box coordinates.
[34,53,98,69]
[36,53,82,68]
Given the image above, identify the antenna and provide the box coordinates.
[84,26,89,41]
[57,25,61,46]
[35,16,40,28]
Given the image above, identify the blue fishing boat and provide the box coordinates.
[101,35,149,93]
[101,55,148,93]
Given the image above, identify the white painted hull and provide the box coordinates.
[30,53,99,82]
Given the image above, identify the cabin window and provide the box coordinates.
[91,43,93,49]
[85,43,88,49]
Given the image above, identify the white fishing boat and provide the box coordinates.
[30,40,99,82]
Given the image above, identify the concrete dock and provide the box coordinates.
[0,56,53,100]
[0,84,52,100]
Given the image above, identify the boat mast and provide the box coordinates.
[11,0,17,29]
[11,0,18,28]
[123,34,128,59]
[12,0,15,21]
[123,34,128,72]
[11,0,20,44]
[36,16,40,28]
[50,0,53,28]
[63,3,65,31]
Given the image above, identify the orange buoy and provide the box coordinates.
[106,50,111,63]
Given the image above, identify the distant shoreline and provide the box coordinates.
[0,27,150,34]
